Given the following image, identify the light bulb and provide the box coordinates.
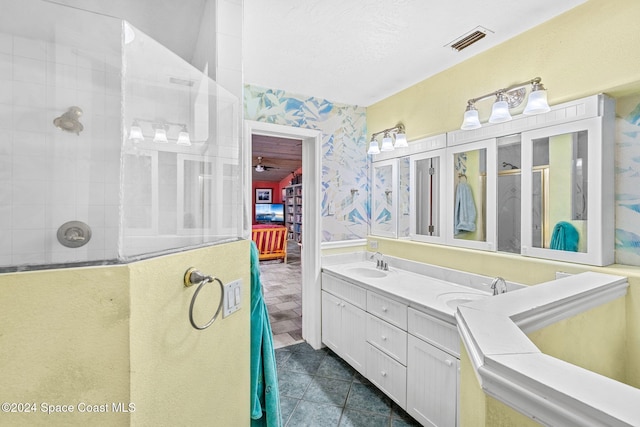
[394,132,408,148]
[128,124,144,142]
[176,128,191,146]
[153,127,168,143]
[380,134,394,152]
[489,95,512,123]
[524,86,550,115]
[461,106,481,130]
[367,139,380,155]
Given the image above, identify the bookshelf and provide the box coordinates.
[285,184,302,242]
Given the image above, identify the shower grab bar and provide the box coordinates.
[184,267,224,330]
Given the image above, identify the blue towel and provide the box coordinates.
[454,181,476,234]
[250,241,282,427]
[550,221,579,252]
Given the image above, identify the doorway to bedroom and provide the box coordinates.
[251,133,304,348]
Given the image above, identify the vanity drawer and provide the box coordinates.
[366,313,408,365]
[322,273,366,309]
[366,344,407,409]
[367,291,407,330]
[408,308,459,357]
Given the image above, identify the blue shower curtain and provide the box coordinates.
[250,241,282,427]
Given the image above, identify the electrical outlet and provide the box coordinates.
[223,279,242,318]
[369,240,378,250]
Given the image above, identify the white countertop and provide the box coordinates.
[322,260,494,324]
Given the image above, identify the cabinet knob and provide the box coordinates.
[382,306,388,312]
[381,371,387,377]
[445,359,453,367]
[336,301,340,306]
[381,335,387,341]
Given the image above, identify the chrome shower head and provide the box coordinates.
[53,106,84,135]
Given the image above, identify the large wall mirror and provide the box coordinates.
[370,95,613,266]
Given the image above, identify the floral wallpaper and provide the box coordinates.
[244,85,368,242]
[616,95,640,266]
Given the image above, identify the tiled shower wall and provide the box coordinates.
[0,30,122,267]
[244,84,369,242]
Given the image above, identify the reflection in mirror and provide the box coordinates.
[415,156,441,237]
[497,135,521,253]
[398,157,411,238]
[184,160,214,229]
[372,163,395,236]
[453,148,486,242]
[532,130,588,252]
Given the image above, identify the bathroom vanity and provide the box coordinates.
[321,256,519,427]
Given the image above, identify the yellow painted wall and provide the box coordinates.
[366,0,640,424]
[528,297,626,382]
[0,266,131,426]
[129,239,251,427]
[367,0,640,141]
[0,240,250,426]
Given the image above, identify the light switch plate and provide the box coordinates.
[223,279,242,318]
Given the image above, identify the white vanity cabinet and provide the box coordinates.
[321,273,367,375]
[407,308,460,427]
[321,269,466,425]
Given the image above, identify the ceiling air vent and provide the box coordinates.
[447,26,493,52]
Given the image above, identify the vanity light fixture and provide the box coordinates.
[128,118,192,146]
[367,123,407,155]
[460,77,550,130]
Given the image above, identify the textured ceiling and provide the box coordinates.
[252,135,302,182]
[244,0,586,106]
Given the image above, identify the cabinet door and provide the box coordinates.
[321,291,343,353]
[445,138,497,251]
[342,301,367,375]
[520,116,613,266]
[371,159,398,238]
[407,335,458,427]
[410,148,448,244]
[366,344,407,408]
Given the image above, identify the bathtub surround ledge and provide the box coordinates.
[456,272,638,426]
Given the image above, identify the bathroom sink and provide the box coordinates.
[437,292,490,309]
[345,267,388,278]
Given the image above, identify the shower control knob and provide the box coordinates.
[57,221,91,248]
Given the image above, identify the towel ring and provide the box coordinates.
[184,268,224,331]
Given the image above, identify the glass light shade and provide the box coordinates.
[489,100,512,123]
[380,135,394,152]
[394,133,408,148]
[367,139,380,155]
[176,130,191,146]
[128,125,144,142]
[523,89,550,115]
[153,128,168,143]
[461,109,481,130]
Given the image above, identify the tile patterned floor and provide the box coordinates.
[276,342,421,427]
[260,242,304,349]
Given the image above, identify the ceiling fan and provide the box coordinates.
[253,156,279,172]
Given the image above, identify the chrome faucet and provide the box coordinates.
[370,251,388,271]
[490,277,508,296]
